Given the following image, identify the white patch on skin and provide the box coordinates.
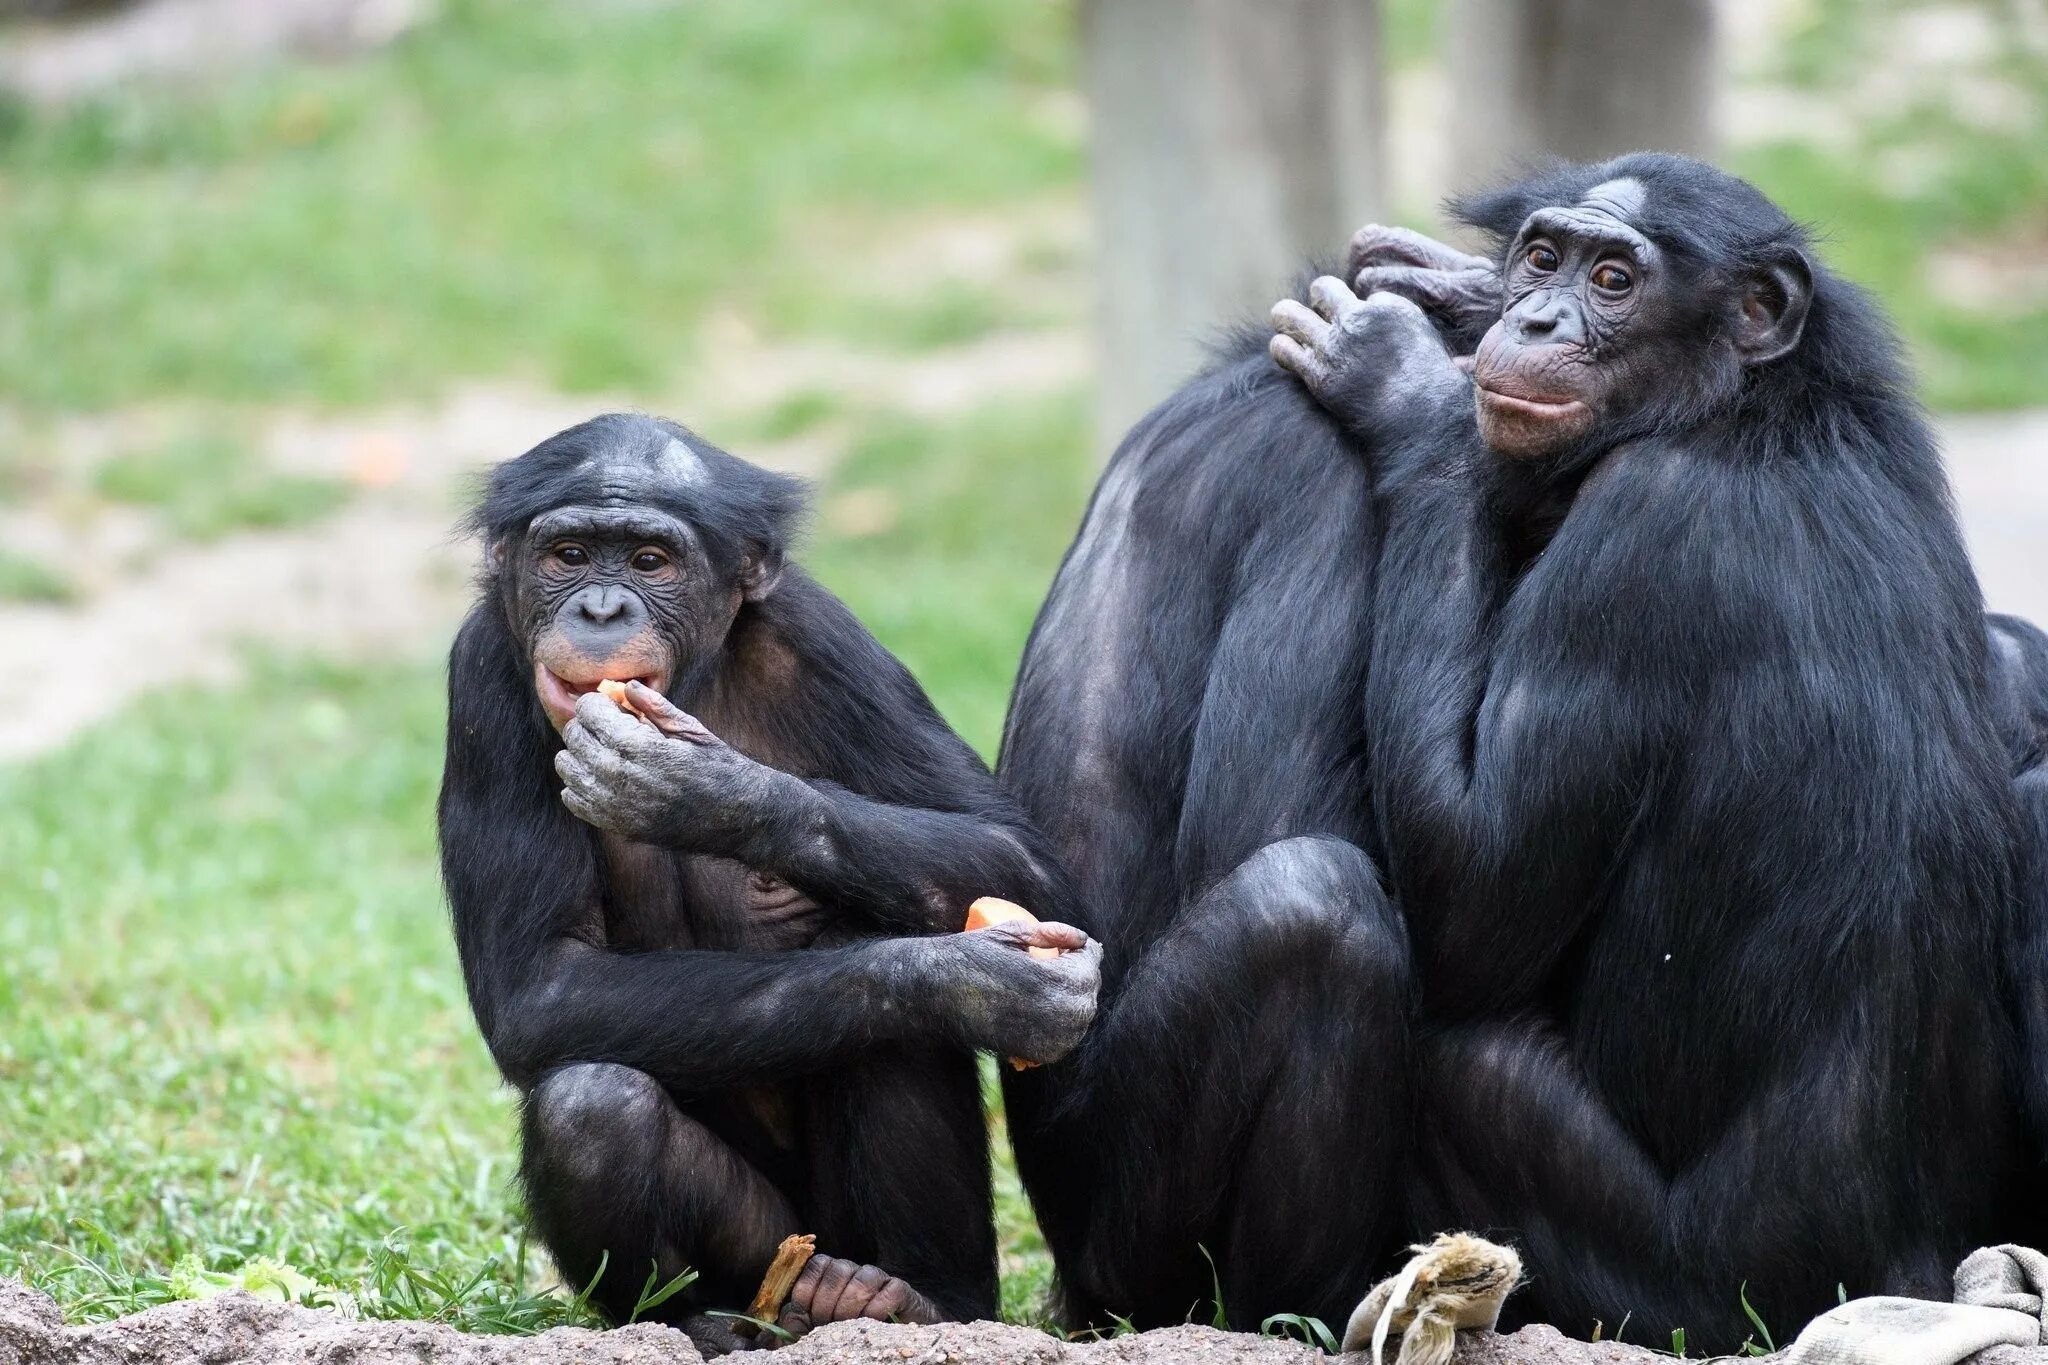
[656,437,708,485]
[1580,177,1647,221]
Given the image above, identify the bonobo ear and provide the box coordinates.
[487,537,506,571]
[1734,248,1812,366]
[738,544,785,601]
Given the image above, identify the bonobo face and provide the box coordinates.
[1469,174,1813,462]
[1471,178,1675,461]
[516,504,732,730]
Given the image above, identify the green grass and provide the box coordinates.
[1732,88,2048,411]
[0,549,76,603]
[0,389,1094,1326]
[93,434,351,541]
[0,0,1079,410]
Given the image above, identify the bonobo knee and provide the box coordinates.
[524,1062,668,1175]
[1224,836,1407,979]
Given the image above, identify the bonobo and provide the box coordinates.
[1267,153,2048,1348]
[438,413,1099,1350]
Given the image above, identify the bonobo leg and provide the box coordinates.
[520,1063,795,1346]
[786,1043,996,1330]
[1021,836,1412,1331]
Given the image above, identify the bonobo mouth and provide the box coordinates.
[533,661,671,729]
[1472,371,1595,459]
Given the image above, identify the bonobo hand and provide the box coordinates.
[1346,223,1500,355]
[902,919,1102,1065]
[1270,277,1469,443]
[555,683,791,853]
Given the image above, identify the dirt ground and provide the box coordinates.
[0,1275,1754,1365]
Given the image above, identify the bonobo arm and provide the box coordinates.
[1270,283,1694,1009]
[554,572,1077,936]
[1422,1014,1950,1347]
[441,608,1099,1092]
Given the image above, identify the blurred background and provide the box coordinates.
[0,0,2042,1334]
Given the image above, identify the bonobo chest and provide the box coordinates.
[597,832,829,953]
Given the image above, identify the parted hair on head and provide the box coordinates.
[1450,152,1811,280]
[469,412,809,564]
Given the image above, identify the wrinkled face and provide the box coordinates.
[510,504,735,730]
[1471,177,1679,461]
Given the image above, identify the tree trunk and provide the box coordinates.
[1444,0,1719,197]
[1084,0,1385,445]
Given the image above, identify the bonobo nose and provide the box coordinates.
[1510,294,1581,346]
[563,585,645,648]
[578,586,629,625]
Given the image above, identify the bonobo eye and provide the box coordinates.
[552,544,589,568]
[1525,242,1560,273]
[1591,261,1635,295]
[630,548,671,573]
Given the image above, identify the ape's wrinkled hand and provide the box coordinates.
[918,920,1102,1065]
[1346,223,1500,355]
[555,685,788,853]
[1270,277,1466,441]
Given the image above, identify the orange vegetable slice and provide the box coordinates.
[596,679,633,709]
[965,896,1058,960]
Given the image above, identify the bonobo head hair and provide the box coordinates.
[469,412,809,578]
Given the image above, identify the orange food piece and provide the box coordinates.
[964,897,1060,1073]
[965,896,1058,960]
[596,679,633,709]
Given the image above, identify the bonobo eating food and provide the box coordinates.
[438,412,1099,1352]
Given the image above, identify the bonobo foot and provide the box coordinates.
[771,1255,944,1343]
[1269,278,1467,442]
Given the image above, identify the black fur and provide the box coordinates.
[1000,154,2048,1349]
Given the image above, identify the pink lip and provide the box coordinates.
[534,664,668,725]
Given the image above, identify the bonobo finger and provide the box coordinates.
[1352,264,1450,305]
[861,1275,917,1321]
[830,1264,891,1320]
[1347,222,1488,274]
[1357,289,1436,336]
[978,918,1068,954]
[1018,920,1089,954]
[620,680,692,736]
[1270,297,1331,348]
[1269,333,1321,381]
[1307,274,1362,320]
[805,1256,859,1323]
[560,786,608,829]
[559,722,635,780]
[572,691,642,747]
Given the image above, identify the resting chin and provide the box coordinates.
[1475,386,1593,461]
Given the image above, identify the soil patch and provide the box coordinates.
[0,1276,1707,1365]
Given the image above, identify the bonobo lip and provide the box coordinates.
[533,662,670,728]
[1474,383,1589,421]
